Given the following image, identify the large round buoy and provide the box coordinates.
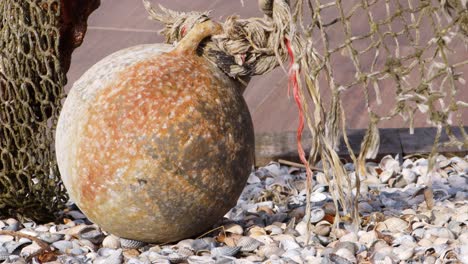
[56,21,255,243]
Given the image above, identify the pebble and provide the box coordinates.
[0,154,466,263]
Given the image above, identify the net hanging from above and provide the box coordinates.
[144,0,467,233]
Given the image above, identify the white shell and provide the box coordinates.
[102,235,121,249]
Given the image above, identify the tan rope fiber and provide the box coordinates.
[144,0,467,232]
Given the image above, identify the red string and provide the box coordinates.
[181,26,187,37]
[285,38,313,182]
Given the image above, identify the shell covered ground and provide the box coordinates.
[0,154,467,263]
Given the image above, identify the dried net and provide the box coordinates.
[145,0,467,233]
[0,1,68,221]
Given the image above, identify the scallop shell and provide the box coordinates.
[167,253,188,263]
[236,236,262,252]
[120,238,147,249]
[102,235,121,249]
[176,247,194,257]
[210,246,240,257]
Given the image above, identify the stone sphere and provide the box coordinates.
[56,27,254,243]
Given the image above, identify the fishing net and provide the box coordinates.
[145,0,467,233]
[0,0,98,222]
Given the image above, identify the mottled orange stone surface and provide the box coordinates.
[57,22,255,243]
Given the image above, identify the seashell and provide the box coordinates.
[310,192,327,203]
[265,225,283,235]
[447,221,463,235]
[294,221,308,236]
[327,252,356,264]
[95,248,123,264]
[4,218,20,231]
[187,255,215,264]
[102,235,121,249]
[334,241,358,255]
[401,168,417,184]
[236,236,262,252]
[39,232,64,244]
[176,239,194,250]
[191,238,212,252]
[425,227,455,239]
[282,248,302,263]
[314,222,332,237]
[279,239,300,251]
[176,247,194,257]
[392,235,415,247]
[51,240,74,253]
[454,210,468,223]
[332,228,349,240]
[0,247,9,261]
[339,232,358,244]
[370,245,394,262]
[57,224,90,236]
[450,156,468,172]
[20,242,42,258]
[120,238,147,249]
[264,162,283,177]
[0,235,14,243]
[210,246,240,257]
[224,223,243,235]
[393,246,414,261]
[310,207,325,223]
[379,155,400,173]
[379,170,394,184]
[79,228,105,244]
[247,173,261,184]
[358,231,377,247]
[167,253,188,263]
[258,244,285,258]
[376,218,408,233]
[247,226,267,237]
[79,239,98,252]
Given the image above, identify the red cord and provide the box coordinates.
[285,38,313,182]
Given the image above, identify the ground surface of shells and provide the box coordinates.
[1,154,467,263]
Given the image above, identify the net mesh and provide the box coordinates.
[147,0,467,232]
[0,0,68,221]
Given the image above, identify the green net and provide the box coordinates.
[0,0,68,221]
